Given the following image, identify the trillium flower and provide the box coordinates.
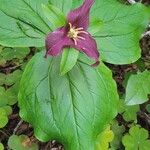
[45,0,100,66]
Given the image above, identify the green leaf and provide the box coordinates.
[0,55,6,66]
[0,108,8,128]
[0,87,8,107]
[0,79,20,107]
[0,0,51,47]
[0,143,4,150]
[1,47,30,60]
[5,70,22,86]
[8,135,38,150]
[125,70,150,105]
[123,105,139,122]
[146,104,150,113]
[0,70,22,86]
[119,99,139,122]
[90,0,150,64]
[6,82,21,105]
[60,48,79,75]
[122,125,150,150]
[2,106,13,116]
[49,0,73,14]
[0,73,6,86]
[0,106,12,128]
[110,121,125,150]
[18,52,119,150]
[42,4,66,30]
[96,126,114,150]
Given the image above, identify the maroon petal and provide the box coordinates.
[45,27,72,57]
[74,33,100,66]
[67,0,94,30]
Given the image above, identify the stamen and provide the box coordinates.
[73,38,77,45]
[75,27,84,31]
[69,23,72,28]
[68,23,88,45]
[78,31,89,34]
[77,36,85,40]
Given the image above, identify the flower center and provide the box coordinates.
[67,23,88,45]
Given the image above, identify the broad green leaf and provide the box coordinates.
[42,4,66,30]
[18,52,119,150]
[122,125,150,150]
[49,0,73,14]
[60,48,79,75]
[1,47,30,60]
[8,135,38,150]
[110,121,125,150]
[0,0,51,47]
[0,143,4,150]
[90,0,150,64]
[48,0,150,64]
[125,70,150,105]
[96,126,114,150]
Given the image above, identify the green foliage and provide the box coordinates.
[18,52,119,150]
[0,0,149,65]
[49,0,73,14]
[0,143,4,150]
[96,126,114,150]
[60,48,79,75]
[0,0,149,149]
[119,99,140,122]
[42,4,66,30]
[0,69,23,128]
[125,70,150,105]
[110,121,125,149]
[0,0,50,47]
[0,70,22,86]
[0,70,22,106]
[146,104,150,113]
[122,125,150,150]
[0,107,9,128]
[1,47,30,60]
[0,46,6,65]
[91,0,150,64]
[8,135,38,150]
[0,55,6,66]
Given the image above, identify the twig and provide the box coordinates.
[13,120,23,134]
[128,0,136,4]
[138,111,150,125]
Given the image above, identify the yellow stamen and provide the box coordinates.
[67,23,88,45]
